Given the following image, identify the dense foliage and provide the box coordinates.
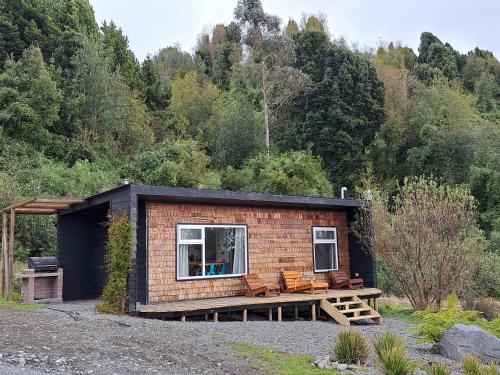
[98,215,132,314]
[0,0,498,304]
[413,294,500,343]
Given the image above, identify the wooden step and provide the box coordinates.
[348,314,380,321]
[320,299,350,326]
[342,307,372,314]
[331,301,362,307]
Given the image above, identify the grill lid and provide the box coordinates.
[27,256,60,272]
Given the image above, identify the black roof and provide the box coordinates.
[86,184,363,211]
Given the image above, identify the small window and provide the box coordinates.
[313,227,338,272]
[177,224,247,280]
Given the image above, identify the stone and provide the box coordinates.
[55,357,68,365]
[438,324,500,363]
[331,361,339,369]
[414,369,427,375]
[337,363,348,371]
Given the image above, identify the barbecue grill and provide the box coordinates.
[27,256,60,272]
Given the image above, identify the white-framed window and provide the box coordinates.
[177,224,247,280]
[312,227,339,272]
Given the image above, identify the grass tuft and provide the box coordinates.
[426,362,451,375]
[373,331,404,358]
[378,345,415,375]
[0,294,45,311]
[331,329,369,365]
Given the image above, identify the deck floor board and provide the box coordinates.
[138,288,381,314]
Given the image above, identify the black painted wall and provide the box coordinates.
[347,209,376,288]
[57,204,109,300]
[135,200,147,305]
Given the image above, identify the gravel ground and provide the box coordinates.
[0,301,460,374]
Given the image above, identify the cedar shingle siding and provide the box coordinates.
[147,203,350,303]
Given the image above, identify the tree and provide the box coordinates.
[426,42,459,79]
[0,46,62,149]
[475,71,498,112]
[222,150,333,197]
[126,140,220,189]
[70,37,153,153]
[169,71,220,140]
[101,20,144,92]
[280,31,384,192]
[235,0,307,154]
[355,177,486,310]
[209,91,263,167]
[153,45,196,82]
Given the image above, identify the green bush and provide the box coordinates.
[378,346,415,375]
[426,362,451,375]
[97,215,132,314]
[331,329,369,365]
[413,294,500,343]
[462,355,498,375]
[373,331,404,357]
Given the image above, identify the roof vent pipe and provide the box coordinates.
[341,187,347,199]
[122,178,129,185]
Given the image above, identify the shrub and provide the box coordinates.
[426,362,451,375]
[413,294,500,343]
[378,346,414,375]
[97,215,132,314]
[355,177,486,310]
[373,331,404,357]
[331,329,369,364]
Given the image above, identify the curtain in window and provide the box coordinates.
[232,228,245,274]
[178,244,189,277]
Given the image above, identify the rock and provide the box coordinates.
[414,369,426,375]
[438,323,500,363]
[318,360,328,369]
[18,357,26,366]
[337,363,348,371]
[331,361,339,369]
[55,357,68,365]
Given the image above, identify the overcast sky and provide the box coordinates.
[89,0,499,62]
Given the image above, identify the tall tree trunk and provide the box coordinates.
[261,62,270,155]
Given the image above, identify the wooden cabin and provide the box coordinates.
[56,184,379,321]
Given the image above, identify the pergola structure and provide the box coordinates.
[1,196,86,300]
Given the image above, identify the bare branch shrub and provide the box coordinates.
[355,177,485,310]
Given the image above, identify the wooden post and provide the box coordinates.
[317,305,321,318]
[213,312,218,322]
[204,314,208,321]
[311,304,316,321]
[7,208,15,301]
[181,315,186,322]
[0,211,6,297]
[294,305,299,320]
[374,298,378,312]
[242,309,247,322]
[277,307,282,321]
[268,308,272,321]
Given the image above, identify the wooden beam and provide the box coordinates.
[242,309,247,322]
[213,312,218,322]
[311,304,316,321]
[277,307,282,321]
[2,197,37,213]
[7,209,15,300]
[34,197,86,204]
[268,308,273,321]
[0,211,6,297]
[13,208,58,215]
[294,305,299,319]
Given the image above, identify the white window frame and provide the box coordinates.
[312,227,339,272]
[177,224,248,280]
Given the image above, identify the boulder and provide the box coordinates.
[438,324,500,363]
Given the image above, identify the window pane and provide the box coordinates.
[178,244,202,277]
[204,227,246,275]
[180,228,202,240]
[315,229,335,240]
[314,243,336,270]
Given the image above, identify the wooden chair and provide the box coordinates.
[281,270,328,294]
[329,270,364,289]
[242,274,280,297]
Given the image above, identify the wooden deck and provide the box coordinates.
[137,288,382,321]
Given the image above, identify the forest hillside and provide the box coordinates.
[0,0,498,299]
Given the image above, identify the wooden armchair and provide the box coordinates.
[242,274,280,297]
[329,270,364,289]
[281,270,328,294]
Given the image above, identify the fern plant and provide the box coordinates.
[413,294,500,343]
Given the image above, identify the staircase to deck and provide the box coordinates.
[320,295,381,326]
